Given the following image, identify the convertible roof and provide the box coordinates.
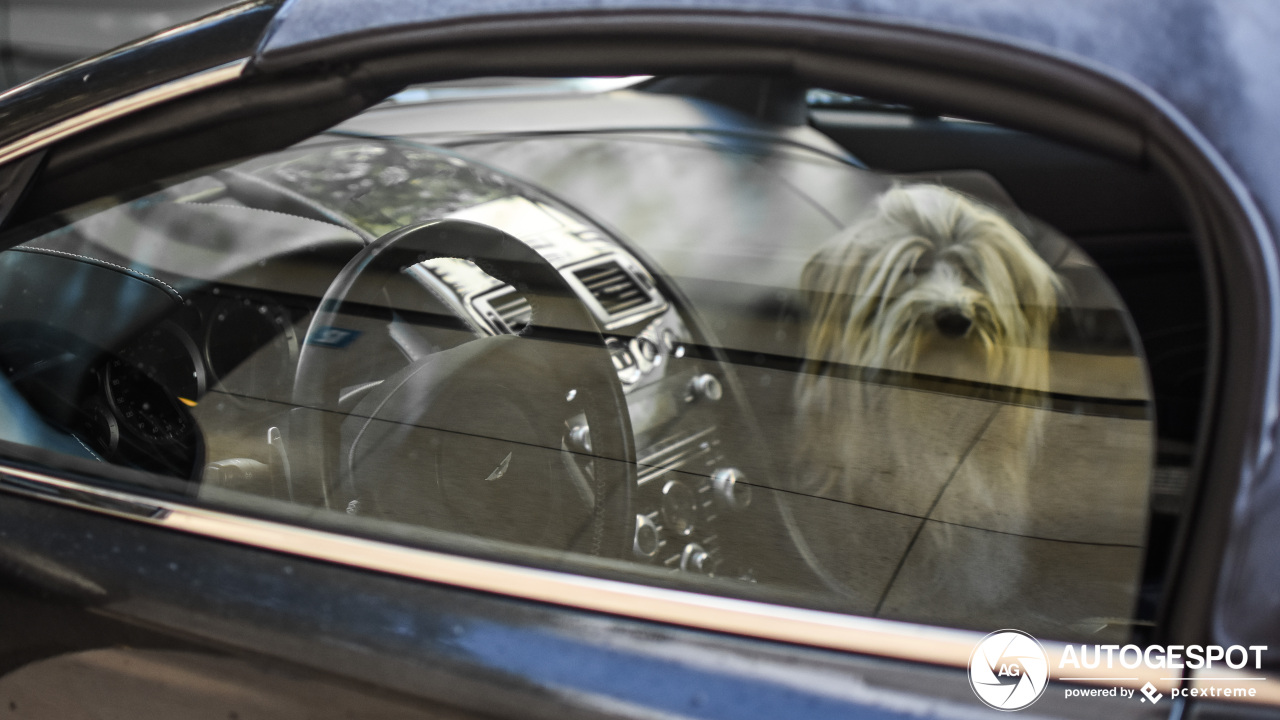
[257,0,1280,245]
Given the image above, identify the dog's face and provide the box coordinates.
[802,185,1060,387]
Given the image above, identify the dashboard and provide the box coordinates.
[430,194,755,577]
[0,183,766,582]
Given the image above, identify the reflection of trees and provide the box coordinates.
[263,142,512,236]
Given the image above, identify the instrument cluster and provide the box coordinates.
[67,288,302,479]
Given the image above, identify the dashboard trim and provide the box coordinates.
[0,461,1179,693]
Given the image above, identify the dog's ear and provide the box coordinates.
[1010,249,1062,328]
[950,192,1062,328]
[799,239,863,369]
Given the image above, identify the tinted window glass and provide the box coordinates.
[0,80,1164,641]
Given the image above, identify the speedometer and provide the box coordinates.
[204,295,297,400]
[104,357,191,442]
[104,322,204,442]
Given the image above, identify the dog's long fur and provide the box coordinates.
[794,184,1062,515]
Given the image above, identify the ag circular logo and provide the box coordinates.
[969,630,1049,711]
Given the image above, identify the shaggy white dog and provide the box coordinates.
[794,184,1062,509]
[785,184,1159,637]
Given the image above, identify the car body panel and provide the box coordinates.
[0,490,1159,720]
[0,0,278,153]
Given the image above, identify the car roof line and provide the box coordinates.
[0,59,247,170]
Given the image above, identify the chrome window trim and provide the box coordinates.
[0,461,1180,693]
[0,58,248,168]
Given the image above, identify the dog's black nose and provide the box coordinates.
[934,309,973,338]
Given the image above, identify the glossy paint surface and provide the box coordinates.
[0,489,1151,719]
[258,0,1278,259]
[0,0,280,156]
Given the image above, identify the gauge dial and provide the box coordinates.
[104,322,203,442]
[105,357,192,442]
[205,296,297,398]
[86,403,119,453]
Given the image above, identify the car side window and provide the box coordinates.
[0,78,1175,643]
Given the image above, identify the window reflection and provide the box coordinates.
[788,185,1150,633]
[0,111,1154,641]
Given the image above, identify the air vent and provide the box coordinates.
[573,261,649,317]
[488,289,532,334]
[472,287,532,335]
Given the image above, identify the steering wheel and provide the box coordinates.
[292,219,635,556]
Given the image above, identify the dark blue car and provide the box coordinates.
[0,1,1273,718]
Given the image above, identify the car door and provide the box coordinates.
[0,2,1272,719]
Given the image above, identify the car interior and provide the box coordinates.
[0,74,1204,644]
